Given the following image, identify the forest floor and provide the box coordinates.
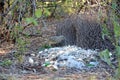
[0,18,114,80]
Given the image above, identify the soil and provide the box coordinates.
[0,18,115,80]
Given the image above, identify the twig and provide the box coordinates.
[0,0,19,17]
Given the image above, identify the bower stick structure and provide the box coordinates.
[56,14,115,51]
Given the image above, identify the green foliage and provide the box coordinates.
[100,1,120,79]
[114,46,120,79]
[44,61,50,67]
[44,8,51,17]
[25,17,38,26]
[36,0,83,18]
[112,2,117,10]
[38,44,52,51]
[42,44,52,49]
[101,24,110,39]
[16,38,27,52]
[15,38,27,63]
[99,49,112,66]
[13,26,29,63]
[0,59,12,67]
[86,64,95,67]
[116,46,120,57]
[35,9,42,18]
[10,26,24,42]
[61,0,80,14]
[113,20,120,45]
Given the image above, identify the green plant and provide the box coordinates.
[0,59,12,67]
[99,49,112,66]
[113,19,120,45]
[100,4,120,80]
[38,44,52,51]
[25,9,42,26]
[44,61,50,67]
[114,46,120,79]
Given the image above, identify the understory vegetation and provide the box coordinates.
[0,0,120,79]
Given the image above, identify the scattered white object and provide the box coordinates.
[28,57,34,65]
[66,56,85,69]
[52,64,59,70]
[89,62,99,67]
[31,53,35,56]
[39,46,99,70]
[21,70,28,74]
[109,52,112,56]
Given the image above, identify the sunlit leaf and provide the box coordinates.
[33,20,38,26]
[25,17,38,26]
[25,17,34,24]
[35,9,42,18]
[44,8,51,17]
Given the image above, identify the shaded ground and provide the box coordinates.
[0,18,115,80]
[0,72,112,80]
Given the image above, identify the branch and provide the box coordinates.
[1,0,19,17]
